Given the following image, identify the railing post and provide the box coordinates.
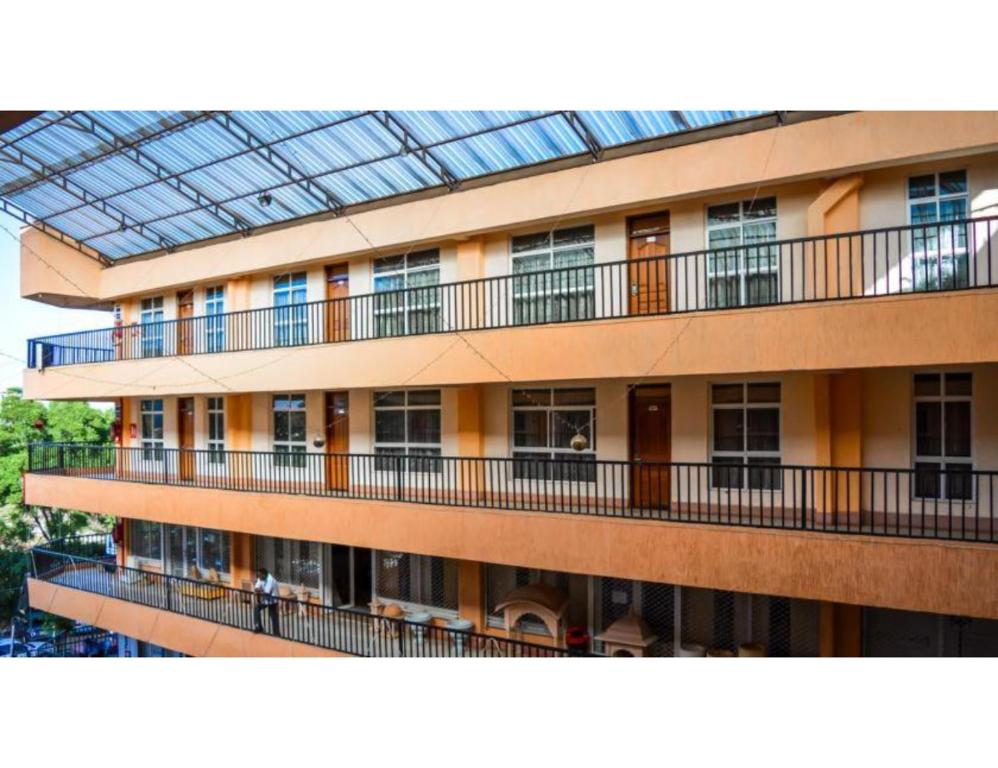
[57,444,65,472]
[801,469,809,529]
[395,455,403,501]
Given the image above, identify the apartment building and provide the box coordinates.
[8,110,998,656]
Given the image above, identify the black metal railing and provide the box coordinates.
[30,535,567,658]
[26,216,998,368]
[27,444,997,543]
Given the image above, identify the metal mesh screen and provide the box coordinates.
[862,608,998,657]
[375,551,458,610]
[680,587,819,656]
[596,578,675,656]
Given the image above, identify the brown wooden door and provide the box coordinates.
[630,385,671,511]
[628,212,670,315]
[178,397,195,482]
[177,289,195,355]
[325,264,350,342]
[325,391,349,491]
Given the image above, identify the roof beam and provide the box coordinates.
[210,112,345,214]
[560,111,603,161]
[27,112,372,226]
[0,196,110,264]
[376,111,461,191]
[59,111,253,236]
[0,111,219,200]
[0,139,177,253]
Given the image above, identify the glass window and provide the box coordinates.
[204,286,225,353]
[511,387,596,481]
[913,372,973,500]
[907,171,970,291]
[375,551,457,611]
[373,389,442,473]
[273,272,308,346]
[710,382,781,490]
[273,393,307,468]
[139,399,164,461]
[373,250,441,337]
[165,526,230,578]
[129,520,162,562]
[511,225,595,325]
[706,197,778,308]
[140,296,164,358]
[207,396,224,464]
[254,536,321,591]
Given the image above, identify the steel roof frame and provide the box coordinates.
[0,130,176,252]
[210,112,346,214]
[27,111,372,230]
[0,110,788,263]
[59,111,253,239]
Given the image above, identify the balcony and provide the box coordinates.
[26,217,998,370]
[28,443,998,544]
[29,536,567,658]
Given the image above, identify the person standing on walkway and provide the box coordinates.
[253,568,281,637]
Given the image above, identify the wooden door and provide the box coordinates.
[177,289,195,355]
[629,385,671,511]
[178,397,195,482]
[628,212,670,315]
[325,264,350,342]
[325,391,349,491]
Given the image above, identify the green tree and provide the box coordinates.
[0,388,114,622]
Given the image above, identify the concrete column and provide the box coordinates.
[814,372,863,526]
[457,560,486,631]
[806,174,865,299]
[456,238,486,328]
[226,393,253,484]
[456,384,485,502]
[230,532,254,589]
[819,601,862,656]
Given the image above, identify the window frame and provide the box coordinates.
[165,525,231,579]
[510,387,597,482]
[272,272,308,347]
[912,371,974,501]
[372,249,442,337]
[509,224,596,325]
[139,296,165,357]
[374,550,458,616]
[139,398,164,462]
[372,389,443,473]
[272,393,307,468]
[207,396,225,465]
[906,170,970,291]
[254,535,322,596]
[704,197,779,308]
[204,285,225,353]
[128,520,163,564]
[709,382,782,490]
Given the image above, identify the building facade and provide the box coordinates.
[14,110,998,656]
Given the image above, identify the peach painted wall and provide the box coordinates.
[24,474,998,620]
[24,287,998,402]
[20,113,998,307]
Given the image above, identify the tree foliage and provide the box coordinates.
[0,387,114,621]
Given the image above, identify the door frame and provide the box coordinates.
[627,211,671,315]
[628,384,672,510]
[324,390,349,491]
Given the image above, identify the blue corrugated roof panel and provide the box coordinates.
[0,110,775,260]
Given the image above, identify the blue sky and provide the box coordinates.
[0,210,113,393]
